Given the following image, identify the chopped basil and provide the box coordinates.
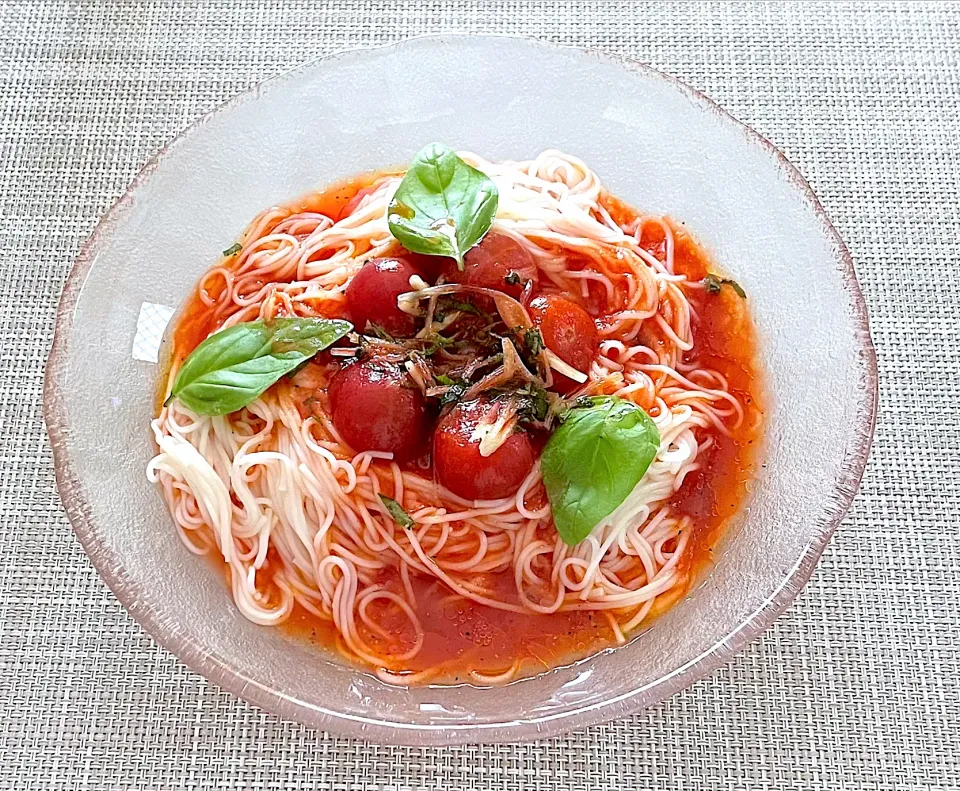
[378,494,415,528]
[421,333,455,356]
[514,383,550,424]
[436,374,468,408]
[523,327,544,356]
[443,297,491,322]
[439,384,468,408]
[222,243,242,257]
[367,323,397,343]
[703,273,746,299]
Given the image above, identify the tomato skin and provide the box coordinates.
[442,233,538,299]
[397,251,446,281]
[433,397,536,501]
[346,258,420,336]
[328,358,427,460]
[528,295,599,394]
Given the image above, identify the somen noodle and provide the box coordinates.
[148,149,762,685]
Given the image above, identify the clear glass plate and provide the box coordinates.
[44,34,877,745]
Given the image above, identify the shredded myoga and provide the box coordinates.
[148,149,757,685]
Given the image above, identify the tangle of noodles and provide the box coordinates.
[148,150,762,685]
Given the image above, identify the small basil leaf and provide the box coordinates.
[541,396,661,546]
[523,327,544,356]
[171,317,351,416]
[727,279,747,299]
[703,273,746,299]
[222,242,242,257]
[387,143,499,268]
[442,297,491,322]
[378,494,415,528]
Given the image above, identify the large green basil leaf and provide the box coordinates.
[170,317,351,416]
[541,396,661,546]
[387,143,498,268]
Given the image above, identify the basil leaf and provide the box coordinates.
[541,396,661,546]
[171,317,351,416]
[222,242,242,257]
[378,494,415,528]
[387,143,498,268]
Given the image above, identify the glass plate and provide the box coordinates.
[44,34,877,745]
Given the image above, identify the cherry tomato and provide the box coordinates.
[528,295,599,394]
[433,397,536,501]
[328,358,427,460]
[442,233,538,299]
[346,258,419,336]
[397,251,446,281]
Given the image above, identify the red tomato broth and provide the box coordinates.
[162,173,763,685]
[283,567,618,682]
[166,171,391,366]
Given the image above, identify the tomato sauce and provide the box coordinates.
[167,177,763,685]
[294,188,759,683]
[165,171,391,367]
[283,568,618,682]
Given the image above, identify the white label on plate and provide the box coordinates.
[132,302,175,363]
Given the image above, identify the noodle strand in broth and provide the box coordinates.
[148,150,760,685]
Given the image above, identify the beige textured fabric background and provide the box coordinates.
[4,1,958,788]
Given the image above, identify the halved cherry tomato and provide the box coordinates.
[528,294,599,394]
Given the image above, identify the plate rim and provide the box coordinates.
[43,32,879,745]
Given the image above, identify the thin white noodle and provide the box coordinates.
[148,150,752,683]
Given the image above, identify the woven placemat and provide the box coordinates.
[3,1,957,788]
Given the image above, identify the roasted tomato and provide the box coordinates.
[346,258,420,336]
[528,294,599,394]
[328,357,427,460]
[433,396,535,501]
[442,233,538,299]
